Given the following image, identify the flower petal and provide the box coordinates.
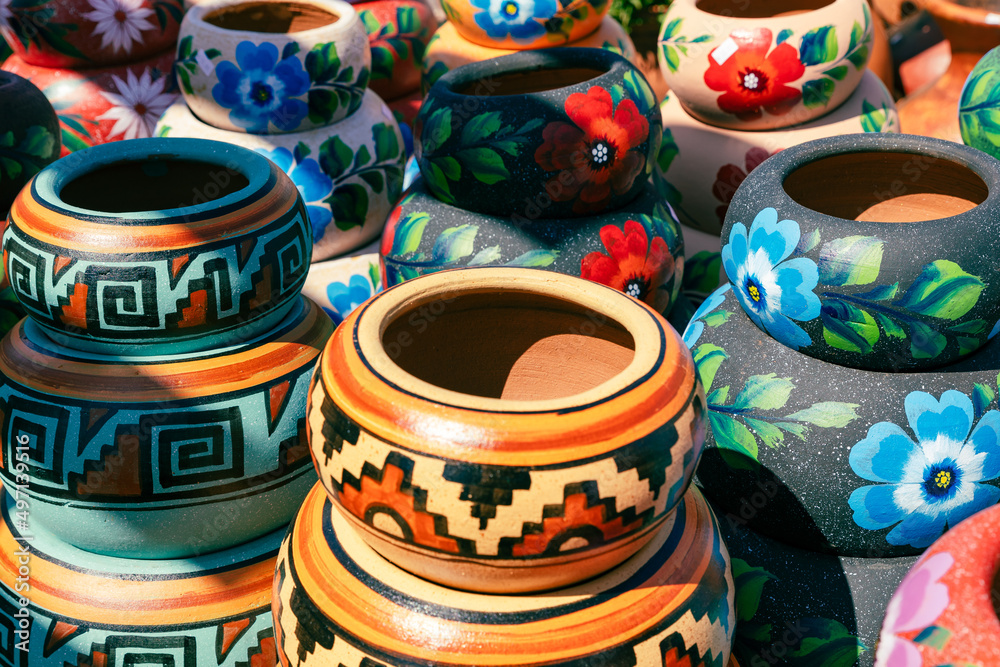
[886,551,953,634]
[565,87,614,137]
[886,508,948,548]
[850,422,924,483]
[773,257,820,320]
[906,390,974,448]
[721,222,749,281]
[849,483,907,530]
[748,208,798,265]
[965,409,1000,480]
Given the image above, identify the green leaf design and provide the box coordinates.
[306,41,343,84]
[507,249,558,267]
[661,44,681,73]
[732,373,794,411]
[845,7,872,70]
[796,228,822,254]
[799,25,839,66]
[874,312,906,338]
[372,123,401,163]
[461,111,503,144]
[458,147,509,184]
[437,156,461,180]
[693,343,727,394]
[661,18,681,39]
[702,310,730,328]
[425,162,454,203]
[732,559,777,622]
[431,225,477,262]
[390,212,430,255]
[709,411,759,467]
[777,28,793,44]
[319,135,354,179]
[821,298,880,353]
[744,418,786,449]
[802,78,836,108]
[178,35,193,59]
[682,250,723,297]
[0,156,21,180]
[368,261,382,291]
[817,236,884,286]
[370,46,395,81]
[910,320,948,359]
[657,127,679,173]
[861,99,890,133]
[359,9,382,33]
[623,70,656,115]
[786,618,867,667]
[328,184,369,231]
[422,108,452,152]
[973,382,996,419]
[894,260,985,320]
[783,402,859,428]
[468,246,502,266]
[824,65,849,81]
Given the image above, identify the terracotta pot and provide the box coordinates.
[177,0,370,134]
[684,282,1000,558]
[301,251,382,325]
[657,0,875,130]
[0,296,330,558]
[0,72,61,216]
[156,90,405,263]
[273,481,734,663]
[656,68,898,236]
[438,0,608,50]
[380,180,684,315]
[4,137,312,354]
[0,494,281,665]
[421,15,635,93]
[306,267,705,592]
[959,44,1000,158]
[357,0,437,101]
[0,0,182,69]
[876,503,1000,666]
[1,48,177,155]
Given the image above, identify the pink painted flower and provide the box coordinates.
[875,552,954,666]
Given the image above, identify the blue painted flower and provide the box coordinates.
[721,207,820,350]
[257,146,333,242]
[682,283,731,349]
[469,0,556,43]
[849,389,1000,548]
[325,274,373,325]
[213,41,311,133]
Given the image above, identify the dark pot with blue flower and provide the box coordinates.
[439,0,608,50]
[720,133,1000,372]
[0,72,61,217]
[177,0,371,133]
[415,48,661,219]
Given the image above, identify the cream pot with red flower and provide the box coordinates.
[657,0,874,131]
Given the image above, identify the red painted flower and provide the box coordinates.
[704,28,805,120]
[581,220,672,308]
[534,86,649,214]
[713,146,776,222]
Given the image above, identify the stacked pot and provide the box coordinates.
[0,137,331,664]
[156,0,407,263]
[683,132,1000,666]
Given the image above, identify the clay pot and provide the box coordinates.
[357,0,437,102]
[301,251,382,325]
[422,15,635,92]
[876,503,1000,666]
[0,296,330,558]
[721,132,1000,372]
[0,494,281,665]
[657,0,875,131]
[4,137,313,354]
[273,481,734,663]
[959,44,1000,158]
[657,68,898,236]
[1,48,177,155]
[684,282,1000,558]
[416,48,660,218]
[0,0,182,69]
[0,72,61,216]
[380,179,684,315]
[306,267,705,592]
[177,0,370,134]
[156,90,406,263]
[438,0,608,50]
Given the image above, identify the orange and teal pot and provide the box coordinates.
[439,0,608,50]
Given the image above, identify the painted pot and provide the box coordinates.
[1,48,177,155]
[683,282,1000,558]
[657,0,874,131]
[177,0,371,134]
[157,91,405,263]
[381,179,684,315]
[4,138,312,354]
[273,481,734,664]
[0,0,182,69]
[357,0,437,102]
[301,252,382,325]
[960,44,1000,160]
[307,267,706,592]
[416,48,660,218]
[721,133,1000,372]
[876,503,1000,666]
[656,68,899,236]
[0,72,61,216]
[715,496,918,667]
[438,0,608,51]
[421,15,635,93]
[0,496,280,666]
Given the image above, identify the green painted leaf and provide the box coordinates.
[895,260,985,319]
[702,310,731,328]
[359,171,384,193]
[744,418,785,449]
[426,162,454,202]
[359,9,382,34]
[783,402,859,428]
[370,47,395,80]
[507,249,558,267]
[657,127,679,173]
[796,228,822,254]
[353,145,372,170]
[846,15,871,70]
[398,6,420,33]
[861,99,888,133]
[458,147,509,184]
[787,618,867,666]
[60,129,90,153]
[373,123,401,163]
[818,235,884,286]
[461,111,503,144]
[329,183,369,231]
[0,157,21,180]
[821,299,880,353]
[308,89,340,125]
[777,29,793,44]
[468,245,502,266]
[178,35,192,59]
[709,412,759,466]
[799,25,839,66]
[661,17,681,39]
[948,319,988,335]
[857,282,898,301]
[707,386,729,405]
[909,320,948,359]
[682,250,722,297]
[661,44,680,73]
[282,42,300,60]
[693,343,727,394]
[824,65,849,81]
[732,559,777,621]
[306,41,343,83]
[431,225,477,262]
[319,136,354,179]
[0,131,13,148]
[774,421,809,440]
[436,156,461,180]
[155,125,171,138]
[623,70,656,115]
[205,48,222,59]
[368,261,381,290]
[802,78,836,108]
[732,373,794,411]
[874,312,906,338]
[390,212,430,255]
[973,382,996,419]
[422,108,452,152]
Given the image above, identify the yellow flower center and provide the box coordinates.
[748,284,761,302]
[503,2,518,15]
[934,470,952,489]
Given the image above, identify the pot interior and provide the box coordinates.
[59,159,250,213]
[204,1,338,33]
[382,290,636,401]
[782,151,988,222]
[455,67,606,96]
[695,0,834,18]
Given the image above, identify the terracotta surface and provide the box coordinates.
[356,0,437,101]
[439,0,608,50]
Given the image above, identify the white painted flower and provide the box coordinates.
[82,0,155,54]
[98,69,177,140]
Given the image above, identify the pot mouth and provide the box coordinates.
[693,0,836,19]
[202,0,340,33]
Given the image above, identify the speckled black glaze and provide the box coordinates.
[0,72,60,215]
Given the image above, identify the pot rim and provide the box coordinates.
[666,0,852,25]
[183,0,357,41]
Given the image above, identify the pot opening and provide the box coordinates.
[695,0,834,18]
[204,1,338,33]
[382,290,636,401]
[59,158,250,213]
[782,151,987,222]
[455,67,606,96]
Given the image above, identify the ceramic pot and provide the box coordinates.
[0,495,280,666]
[0,72,61,216]
[301,251,382,325]
[0,0,182,69]
[2,48,177,156]
[721,132,1000,372]
[876,503,1000,666]
[438,0,608,50]
[715,496,918,667]
[656,69,899,236]
[4,137,313,354]
[177,0,371,134]
[683,282,1000,558]
[357,0,437,101]
[381,179,684,315]
[156,90,405,263]
[421,15,635,93]
[657,0,874,131]
[416,48,660,218]
[960,44,1000,159]
[273,481,734,663]
[307,267,706,592]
